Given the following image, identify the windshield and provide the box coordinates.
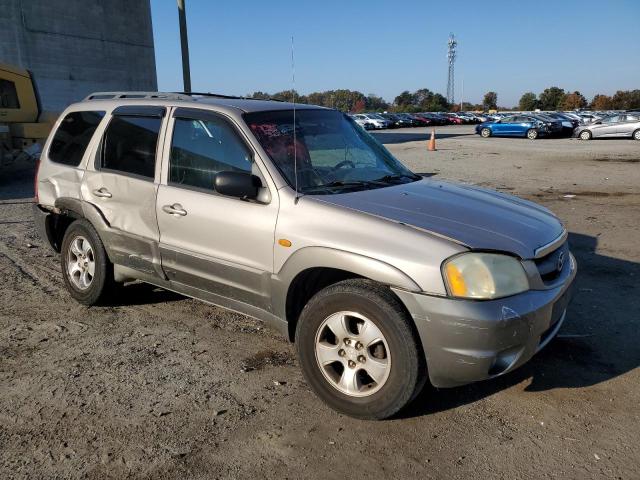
[245,109,419,195]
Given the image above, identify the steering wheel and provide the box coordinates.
[332,160,355,171]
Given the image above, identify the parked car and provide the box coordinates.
[575,113,640,140]
[34,92,576,420]
[476,114,561,139]
[352,113,390,130]
[379,113,407,128]
[349,114,375,130]
[542,112,579,135]
[407,114,432,126]
[442,113,464,124]
[394,113,422,127]
[419,112,448,126]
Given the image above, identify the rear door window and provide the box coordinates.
[101,115,161,179]
[49,111,105,166]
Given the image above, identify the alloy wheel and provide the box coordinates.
[67,236,95,290]
[314,311,391,397]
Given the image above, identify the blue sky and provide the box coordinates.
[150,0,640,106]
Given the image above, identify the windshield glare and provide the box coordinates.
[245,109,418,194]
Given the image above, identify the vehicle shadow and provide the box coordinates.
[109,282,186,307]
[400,231,640,418]
[372,130,473,144]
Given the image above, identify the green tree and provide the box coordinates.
[483,91,498,110]
[539,87,566,110]
[518,92,538,111]
[365,94,389,111]
[393,90,414,108]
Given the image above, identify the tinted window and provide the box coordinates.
[0,79,20,108]
[169,116,252,190]
[49,111,105,166]
[102,115,161,178]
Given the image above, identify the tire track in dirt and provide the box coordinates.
[0,241,63,296]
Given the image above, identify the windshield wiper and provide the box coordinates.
[374,173,422,183]
[302,179,383,194]
[317,180,381,189]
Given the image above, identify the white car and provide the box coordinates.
[352,113,390,129]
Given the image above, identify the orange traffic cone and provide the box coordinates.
[428,129,437,151]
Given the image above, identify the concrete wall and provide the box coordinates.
[0,0,157,113]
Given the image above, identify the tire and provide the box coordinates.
[579,130,592,141]
[60,219,114,306]
[295,279,424,420]
[633,129,640,141]
[480,128,492,138]
[526,128,539,140]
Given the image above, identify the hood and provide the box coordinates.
[313,179,564,259]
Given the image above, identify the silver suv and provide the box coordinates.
[34,92,576,419]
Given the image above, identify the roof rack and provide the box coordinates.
[83,91,286,103]
[174,91,285,102]
[83,91,193,101]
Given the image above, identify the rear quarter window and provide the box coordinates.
[49,111,105,166]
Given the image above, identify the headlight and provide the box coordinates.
[442,253,529,300]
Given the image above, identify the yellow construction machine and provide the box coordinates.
[0,63,56,168]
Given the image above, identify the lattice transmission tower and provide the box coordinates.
[446,33,457,105]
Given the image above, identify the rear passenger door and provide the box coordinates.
[617,115,638,136]
[156,108,279,310]
[81,105,166,277]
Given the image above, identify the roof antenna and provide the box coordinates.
[291,35,300,204]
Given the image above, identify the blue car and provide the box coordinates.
[475,114,561,139]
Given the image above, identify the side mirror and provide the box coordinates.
[595,121,602,125]
[214,171,262,200]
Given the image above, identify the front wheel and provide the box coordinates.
[295,279,425,420]
[480,127,492,138]
[633,129,640,141]
[579,130,592,141]
[526,128,539,140]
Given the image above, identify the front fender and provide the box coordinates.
[270,246,422,322]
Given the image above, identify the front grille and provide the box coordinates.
[535,241,569,284]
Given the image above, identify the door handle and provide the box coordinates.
[162,203,187,216]
[93,188,112,198]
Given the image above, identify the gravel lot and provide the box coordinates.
[1,125,639,479]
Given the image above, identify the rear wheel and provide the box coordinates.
[480,127,492,138]
[61,219,114,305]
[633,129,640,141]
[579,130,592,141]
[526,128,539,140]
[295,279,424,420]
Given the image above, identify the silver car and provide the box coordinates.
[575,113,640,140]
[34,92,576,419]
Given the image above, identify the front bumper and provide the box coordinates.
[393,253,577,388]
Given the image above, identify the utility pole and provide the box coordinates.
[177,0,191,93]
[446,33,457,105]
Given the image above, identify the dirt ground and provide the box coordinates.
[1,126,639,479]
